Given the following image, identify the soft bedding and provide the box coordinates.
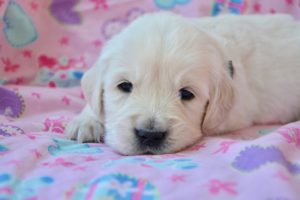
[1,0,300,199]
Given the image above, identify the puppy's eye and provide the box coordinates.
[179,88,195,101]
[117,82,133,93]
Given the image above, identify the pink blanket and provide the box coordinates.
[1,0,300,199]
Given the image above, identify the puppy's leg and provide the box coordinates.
[65,105,104,143]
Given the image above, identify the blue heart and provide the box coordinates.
[73,71,84,79]
[0,173,11,182]
[3,1,38,47]
[0,144,9,153]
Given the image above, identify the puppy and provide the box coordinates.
[66,12,300,155]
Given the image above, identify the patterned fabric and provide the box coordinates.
[0,85,300,199]
[1,0,300,199]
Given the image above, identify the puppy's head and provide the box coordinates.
[82,12,234,155]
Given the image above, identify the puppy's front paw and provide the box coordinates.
[65,116,104,143]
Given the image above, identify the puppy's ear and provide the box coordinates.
[81,31,121,121]
[81,59,108,122]
[202,69,234,135]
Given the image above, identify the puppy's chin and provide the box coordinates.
[112,142,199,155]
[104,138,159,156]
[107,144,176,156]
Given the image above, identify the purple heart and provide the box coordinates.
[49,0,81,25]
[0,87,24,118]
[232,145,300,174]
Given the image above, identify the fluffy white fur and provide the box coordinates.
[66,12,300,155]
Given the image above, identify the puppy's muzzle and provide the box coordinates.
[134,128,167,148]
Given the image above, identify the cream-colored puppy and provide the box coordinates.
[66,12,300,155]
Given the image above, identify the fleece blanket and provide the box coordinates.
[1,0,300,199]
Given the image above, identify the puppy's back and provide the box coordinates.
[195,14,300,123]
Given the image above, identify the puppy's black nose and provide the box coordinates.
[134,128,167,147]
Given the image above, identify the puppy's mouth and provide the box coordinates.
[137,145,165,155]
[144,148,165,155]
[138,140,172,155]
